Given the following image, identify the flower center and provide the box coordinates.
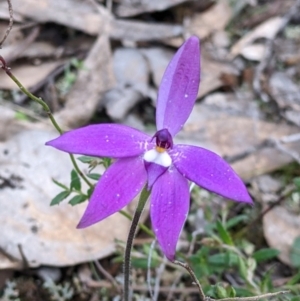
[153,129,173,152]
[143,129,173,168]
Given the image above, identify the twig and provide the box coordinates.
[93,260,121,294]
[0,0,13,48]
[206,290,290,301]
[173,260,206,301]
[0,56,93,189]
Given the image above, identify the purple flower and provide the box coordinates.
[46,36,252,261]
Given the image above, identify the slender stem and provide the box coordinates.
[123,187,151,301]
[0,56,93,189]
[173,260,206,301]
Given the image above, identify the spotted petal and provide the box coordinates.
[46,124,153,158]
[77,156,147,228]
[171,145,253,203]
[156,36,200,137]
[150,167,190,261]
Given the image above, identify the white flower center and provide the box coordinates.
[143,148,172,167]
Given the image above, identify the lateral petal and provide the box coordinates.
[170,145,253,204]
[46,124,153,158]
[77,156,147,228]
[156,36,200,137]
[150,167,190,261]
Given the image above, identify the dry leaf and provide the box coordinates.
[0,61,63,90]
[103,48,150,121]
[199,54,239,98]
[240,43,266,61]
[54,34,115,129]
[263,206,300,266]
[12,0,106,35]
[230,17,284,58]
[115,0,189,17]
[185,0,232,39]
[110,19,183,42]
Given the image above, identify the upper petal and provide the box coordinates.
[46,124,153,158]
[170,145,253,204]
[156,36,200,137]
[150,167,190,261]
[77,156,147,228]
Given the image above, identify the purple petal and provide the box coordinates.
[46,124,153,158]
[77,156,147,228]
[156,36,200,137]
[170,145,253,204]
[150,167,190,261]
[144,161,167,189]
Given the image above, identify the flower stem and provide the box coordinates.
[123,187,150,301]
[0,55,93,189]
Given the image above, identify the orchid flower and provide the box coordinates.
[46,36,252,261]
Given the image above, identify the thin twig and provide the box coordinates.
[93,260,121,294]
[0,56,93,189]
[173,260,206,301]
[0,0,14,48]
[207,290,290,301]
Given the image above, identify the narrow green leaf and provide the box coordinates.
[50,191,70,206]
[226,215,248,229]
[252,248,279,263]
[68,195,87,206]
[216,220,233,245]
[52,178,68,190]
[70,169,81,191]
[77,156,95,164]
[238,257,248,280]
[87,173,101,181]
[290,236,300,267]
[226,286,236,298]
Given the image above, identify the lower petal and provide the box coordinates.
[150,167,190,261]
[77,156,147,228]
[170,145,252,203]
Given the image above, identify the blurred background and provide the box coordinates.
[0,0,300,300]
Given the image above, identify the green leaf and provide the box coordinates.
[70,169,81,191]
[290,236,300,267]
[226,286,236,298]
[52,178,68,190]
[238,257,248,280]
[68,195,87,206]
[87,173,101,181]
[214,285,227,299]
[50,191,70,206]
[208,252,239,267]
[216,220,233,245]
[293,177,300,190]
[77,156,95,164]
[226,215,248,229]
[252,248,280,263]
